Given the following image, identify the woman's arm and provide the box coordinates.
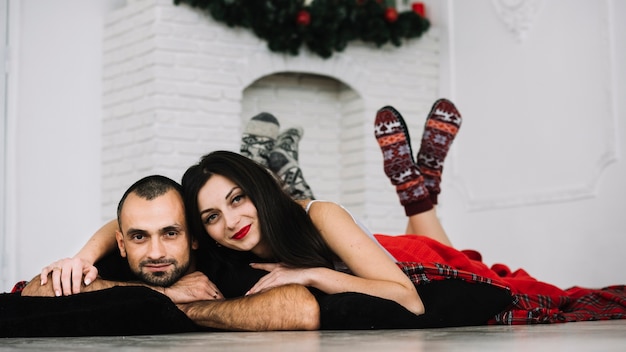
[250,201,424,315]
[39,219,120,296]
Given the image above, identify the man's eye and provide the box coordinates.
[131,234,145,241]
[165,231,178,238]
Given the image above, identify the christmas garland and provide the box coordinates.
[173,0,430,59]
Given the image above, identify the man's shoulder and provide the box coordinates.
[95,252,136,281]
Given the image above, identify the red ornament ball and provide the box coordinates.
[296,10,311,26]
[412,2,426,17]
[384,8,398,23]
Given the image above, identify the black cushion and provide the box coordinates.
[0,278,513,336]
[0,286,199,337]
[318,279,513,329]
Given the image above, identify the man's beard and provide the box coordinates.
[133,259,190,287]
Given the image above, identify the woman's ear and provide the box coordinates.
[115,231,127,257]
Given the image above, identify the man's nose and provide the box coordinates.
[147,237,166,259]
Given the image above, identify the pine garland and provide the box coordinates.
[173,0,430,59]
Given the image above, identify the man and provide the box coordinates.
[21,175,319,331]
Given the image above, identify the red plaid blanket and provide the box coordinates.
[378,234,626,325]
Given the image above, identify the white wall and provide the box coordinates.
[437,0,626,288]
[2,0,625,292]
[1,0,125,292]
[98,0,441,235]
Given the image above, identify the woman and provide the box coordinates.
[180,150,424,314]
[175,99,463,314]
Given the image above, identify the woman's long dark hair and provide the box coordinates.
[182,150,334,271]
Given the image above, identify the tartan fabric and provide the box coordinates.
[491,285,626,325]
[379,234,626,325]
[398,261,510,290]
[11,280,28,294]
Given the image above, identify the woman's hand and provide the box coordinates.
[246,263,315,295]
[39,257,99,296]
[161,271,224,304]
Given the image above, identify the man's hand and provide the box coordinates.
[22,269,221,304]
[162,271,223,304]
[176,284,320,331]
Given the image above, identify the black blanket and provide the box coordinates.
[0,279,512,337]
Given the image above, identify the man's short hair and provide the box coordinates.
[116,175,183,228]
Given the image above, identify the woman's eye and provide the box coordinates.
[204,214,218,224]
[232,194,244,204]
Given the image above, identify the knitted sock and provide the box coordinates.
[240,112,280,167]
[374,106,432,216]
[416,99,462,204]
[275,127,304,161]
[268,148,315,200]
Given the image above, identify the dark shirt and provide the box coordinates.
[95,249,264,298]
[94,249,430,330]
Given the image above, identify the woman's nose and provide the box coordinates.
[223,210,239,230]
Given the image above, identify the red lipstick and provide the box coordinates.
[232,224,251,240]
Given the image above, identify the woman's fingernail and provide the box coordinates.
[55,290,61,297]
[84,279,91,286]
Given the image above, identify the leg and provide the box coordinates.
[416,99,462,204]
[268,127,315,200]
[374,106,433,215]
[374,105,452,246]
[240,112,280,167]
[405,208,452,247]
[274,127,303,161]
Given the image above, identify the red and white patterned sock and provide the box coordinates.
[375,106,433,216]
[416,99,462,204]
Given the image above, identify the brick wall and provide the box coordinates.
[102,0,440,235]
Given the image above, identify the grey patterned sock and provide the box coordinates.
[275,127,303,161]
[240,112,280,167]
[268,128,315,200]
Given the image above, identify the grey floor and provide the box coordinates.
[1,320,625,351]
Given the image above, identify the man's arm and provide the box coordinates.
[21,274,138,297]
[177,284,320,331]
[21,271,222,303]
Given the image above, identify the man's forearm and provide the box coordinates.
[21,275,146,297]
[177,284,320,331]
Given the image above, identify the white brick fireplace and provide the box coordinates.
[102,0,441,234]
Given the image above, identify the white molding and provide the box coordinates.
[1,0,19,292]
[454,150,617,211]
[450,119,618,211]
[452,1,618,211]
[491,0,544,42]
[607,0,622,162]
[0,0,7,291]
